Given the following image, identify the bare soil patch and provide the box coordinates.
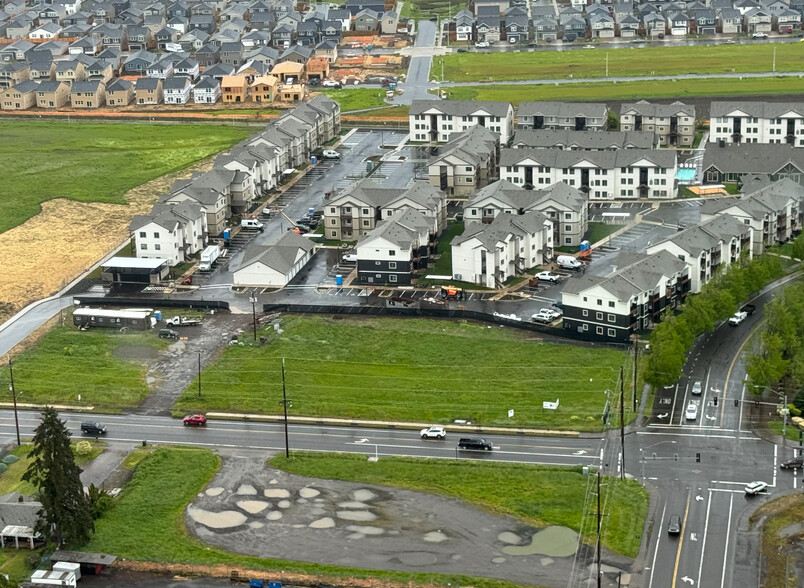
[0,157,215,326]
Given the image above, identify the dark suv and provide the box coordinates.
[81,421,107,436]
[458,437,493,451]
[781,457,804,470]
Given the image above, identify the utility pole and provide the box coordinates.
[619,365,625,480]
[596,471,602,588]
[281,358,290,458]
[783,393,788,447]
[632,340,638,411]
[197,351,202,399]
[249,294,258,341]
[605,53,609,78]
[8,356,20,446]
[773,46,777,73]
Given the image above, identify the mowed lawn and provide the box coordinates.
[321,88,390,111]
[272,453,648,557]
[0,325,166,409]
[175,316,626,430]
[0,121,249,234]
[435,43,804,82]
[443,76,804,104]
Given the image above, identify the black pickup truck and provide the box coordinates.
[741,304,757,315]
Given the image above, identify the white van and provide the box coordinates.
[241,219,264,231]
[556,255,582,270]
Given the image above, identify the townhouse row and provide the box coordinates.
[130,93,340,265]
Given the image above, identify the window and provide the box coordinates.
[565,213,571,220]
[565,225,571,231]
[465,166,472,172]
[389,261,397,269]
[565,237,572,244]
[330,231,336,237]
[362,208,369,215]
[583,324,589,331]
[330,219,336,225]
[153,232,160,238]
[154,244,161,251]
[608,301,615,308]
[343,207,351,213]
[582,309,588,317]
[607,328,616,338]
[389,250,396,256]
[597,299,602,306]
[608,314,615,323]
[596,326,604,335]
[596,312,603,320]
[362,220,370,226]
[389,274,397,283]
[139,231,146,237]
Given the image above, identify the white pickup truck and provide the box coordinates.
[728,311,748,326]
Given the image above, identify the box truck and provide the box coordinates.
[199,244,222,271]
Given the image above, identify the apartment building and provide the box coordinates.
[427,125,500,196]
[517,101,608,132]
[130,202,207,266]
[409,99,515,143]
[619,100,696,147]
[710,101,804,146]
[511,129,659,151]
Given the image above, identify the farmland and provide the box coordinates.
[433,43,804,82]
[175,316,628,430]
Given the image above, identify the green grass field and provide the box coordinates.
[175,316,627,430]
[321,88,390,111]
[85,446,533,588]
[442,76,804,104]
[400,0,463,19]
[0,121,249,234]
[0,325,166,410]
[435,43,804,82]
[273,452,647,557]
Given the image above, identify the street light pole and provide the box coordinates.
[249,294,258,341]
[197,351,202,399]
[8,356,20,446]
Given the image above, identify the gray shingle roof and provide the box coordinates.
[710,101,804,119]
[517,101,608,120]
[410,99,512,118]
[512,129,657,150]
[239,230,314,273]
[703,144,804,176]
[620,100,695,118]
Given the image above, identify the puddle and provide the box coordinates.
[236,484,257,495]
[309,517,336,529]
[347,525,384,535]
[492,557,506,564]
[299,487,320,498]
[249,522,264,529]
[266,511,283,521]
[397,552,438,566]
[352,489,377,502]
[205,487,225,497]
[422,531,448,543]
[497,531,522,545]
[264,488,291,498]
[187,506,247,529]
[502,526,578,558]
[338,501,369,509]
[237,500,269,514]
[337,510,378,521]
[277,500,291,509]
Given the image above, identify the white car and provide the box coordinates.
[729,311,748,326]
[531,311,554,323]
[322,79,341,87]
[475,41,489,48]
[691,380,702,395]
[342,253,358,263]
[321,149,341,159]
[685,402,698,421]
[745,481,768,495]
[539,308,562,320]
[420,426,446,439]
[535,271,561,283]
[752,32,768,39]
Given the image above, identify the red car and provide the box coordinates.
[183,414,207,426]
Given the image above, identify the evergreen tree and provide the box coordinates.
[23,407,94,546]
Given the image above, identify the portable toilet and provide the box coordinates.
[223,228,231,242]
[311,156,317,164]
[335,275,343,286]
[308,207,316,216]
[154,310,162,321]
[579,240,590,252]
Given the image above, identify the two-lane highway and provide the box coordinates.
[0,409,605,468]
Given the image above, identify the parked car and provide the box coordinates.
[780,457,804,470]
[183,414,207,426]
[475,41,489,48]
[321,149,341,159]
[667,515,681,535]
[322,79,341,88]
[342,253,358,263]
[535,271,561,283]
[458,437,493,450]
[741,304,757,316]
[745,481,768,495]
[691,380,703,395]
[752,32,768,39]
[531,311,554,324]
[539,308,562,320]
[457,48,468,53]
[81,421,107,435]
[729,311,748,326]
[685,402,698,421]
[420,426,447,439]
[159,328,179,340]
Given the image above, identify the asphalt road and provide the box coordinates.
[0,409,604,469]
[397,19,438,104]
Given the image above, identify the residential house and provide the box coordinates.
[5,18,32,40]
[504,8,530,42]
[0,63,30,90]
[691,8,717,34]
[354,208,433,286]
[561,250,690,343]
[589,11,616,38]
[296,19,320,45]
[220,75,249,102]
[272,23,295,48]
[163,76,191,104]
[701,178,804,254]
[720,8,743,33]
[238,60,273,83]
[192,76,221,104]
[279,83,305,102]
[500,147,678,199]
[381,10,399,34]
[250,75,278,102]
[35,80,70,108]
[220,41,245,66]
[354,9,380,31]
[69,37,103,56]
[327,9,352,31]
[452,211,553,288]
[473,0,510,16]
[776,9,801,33]
[427,125,500,196]
[344,0,386,16]
[29,23,63,41]
[618,14,640,37]
[646,215,752,293]
[314,40,338,63]
[643,12,666,37]
[517,101,608,132]
[130,202,207,266]
[666,11,691,36]
[0,80,38,110]
[123,50,158,74]
[70,80,105,108]
[245,46,281,68]
[476,5,501,43]
[409,99,515,143]
[0,40,34,63]
[619,101,696,147]
[511,129,659,150]
[710,101,804,146]
[173,58,199,80]
[200,63,236,82]
[189,14,216,34]
[37,5,67,25]
[84,60,115,84]
[242,30,273,48]
[744,7,772,33]
[454,9,475,41]
[105,78,135,105]
[125,25,151,51]
[702,143,804,186]
[321,20,343,43]
[233,231,315,287]
[305,57,329,82]
[135,76,163,104]
[270,60,304,83]
[561,14,588,41]
[195,44,220,67]
[533,16,558,42]
[28,60,56,82]
[278,44,313,65]
[54,60,86,85]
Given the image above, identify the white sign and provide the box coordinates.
[543,399,560,410]
[508,409,514,418]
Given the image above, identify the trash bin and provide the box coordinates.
[268,582,282,588]
[249,581,264,588]
[335,275,343,286]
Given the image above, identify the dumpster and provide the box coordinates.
[249,581,264,588]
[335,275,343,286]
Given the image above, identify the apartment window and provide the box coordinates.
[343,207,351,213]
[362,208,369,215]
[582,309,588,317]
[565,213,571,220]
[389,250,396,256]
[389,275,397,282]
[139,231,146,238]
[330,219,336,225]
[583,324,589,331]
[465,166,472,172]
[362,220,370,226]
[565,237,572,244]
[596,326,604,335]
[153,232,160,238]
[565,225,571,231]
[596,312,603,320]
[330,231,337,237]
[607,328,616,338]
[140,244,147,250]
[608,314,615,323]
[154,244,161,251]
[389,262,397,270]
[597,299,602,306]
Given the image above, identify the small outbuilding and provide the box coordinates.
[101,256,169,285]
[233,231,315,287]
[72,307,153,330]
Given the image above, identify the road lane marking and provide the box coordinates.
[721,311,769,421]
[720,493,734,588]
[647,503,667,588]
[774,444,778,487]
[737,383,746,431]
[697,489,713,586]
[669,383,679,426]
[672,491,692,587]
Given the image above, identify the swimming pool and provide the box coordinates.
[676,168,696,181]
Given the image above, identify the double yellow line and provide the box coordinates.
[671,491,692,586]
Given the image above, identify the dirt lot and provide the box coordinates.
[0,157,216,326]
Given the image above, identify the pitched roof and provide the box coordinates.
[409,99,512,117]
[512,129,657,150]
[710,101,804,119]
[703,144,804,175]
[500,147,677,168]
[620,100,695,118]
[518,101,608,119]
[238,230,314,273]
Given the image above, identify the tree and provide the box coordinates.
[23,407,94,546]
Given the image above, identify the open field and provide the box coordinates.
[86,446,530,588]
[442,76,804,104]
[175,316,627,430]
[0,325,165,410]
[0,121,248,235]
[434,44,804,82]
[273,452,647,557]
[400,0,462,19]
[321,88,391,111]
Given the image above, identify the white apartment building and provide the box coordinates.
[499,148,678,200]
[409,99,515,143]
[130,202,207,266]
[710,101,804,147]
[516,101,608,132]
[619,100,696,147]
